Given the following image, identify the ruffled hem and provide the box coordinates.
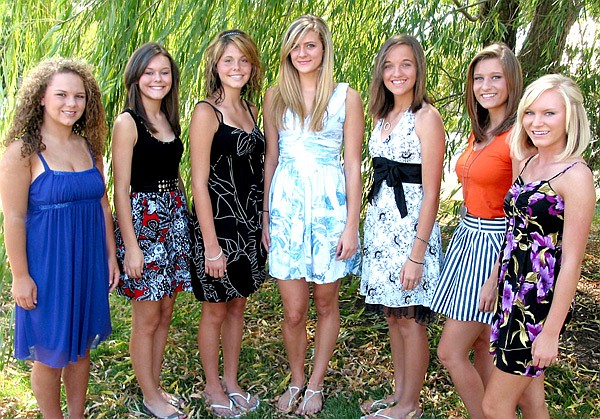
[365,302,435,325]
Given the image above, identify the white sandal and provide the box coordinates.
[228,390,259,412]
[298,388,323,415]
[277,385,302,413]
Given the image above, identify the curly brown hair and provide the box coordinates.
[4,58,107,158]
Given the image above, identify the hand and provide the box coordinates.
[107,256,120,293]
[479,275,498,313]
[12,275,37,310]
[123,244,144,279]
[261,212,271,251]
[531,329,559,369]
[400,258,423,291]
[205,246,227,279]
[335,228,358,261]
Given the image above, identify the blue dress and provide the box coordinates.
[14,151,112,368]
[268,83,361,284]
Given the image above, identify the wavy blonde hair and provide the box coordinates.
[204,29,263,104]
[271,14,334,132]
[4,58,107,158]
[511,74,591,161]
[465,43,522,143]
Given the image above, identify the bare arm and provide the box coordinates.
[189,102,226,278]
[261,88,280,251]
[336,87,364,260]
[402,103,445,290]
[530,163,595,369]
[112,112,145,279]
[96,156,120,292]
[0,142,37,309]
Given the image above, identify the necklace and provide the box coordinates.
[382,107,409,132]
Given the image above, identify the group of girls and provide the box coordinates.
[0,12,594,419]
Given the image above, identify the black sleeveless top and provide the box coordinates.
[126,109,183,192]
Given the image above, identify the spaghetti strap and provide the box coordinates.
[548,161,581,182]
[198,100,223,124]
[244,100,257,124]
[86,143,96,168]
[519,155,536,176]
[37,152,51,171]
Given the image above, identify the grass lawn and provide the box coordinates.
[1,211,599,418]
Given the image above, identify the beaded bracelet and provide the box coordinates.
[205,248,223,262]
[408,256,425,265]
[415,235,429,245]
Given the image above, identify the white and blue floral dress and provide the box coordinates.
[267,83,360,284]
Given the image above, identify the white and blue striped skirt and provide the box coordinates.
[430,214,506,324]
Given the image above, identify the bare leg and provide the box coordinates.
[368,317,428,418]
[437,319,489,419]
[153,296,176,386]
[62,354,90,419]
[277,279,310,411]
[482,367,536,419]
[31,361,63,419]
[221,298,258,410]
[130,299,179,417]
[198,301,237,415]
[296,280,341,415]
[518,374,549,419]
[473,326,494,387]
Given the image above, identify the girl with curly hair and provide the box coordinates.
[0,58,119,418]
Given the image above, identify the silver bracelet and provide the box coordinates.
[408,256,425,265]
[205,248,223,262]
[415,235,429,246]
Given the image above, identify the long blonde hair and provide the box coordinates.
[270,14,334,132]
[511,74,590,161]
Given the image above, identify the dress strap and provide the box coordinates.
[244,99,257,124]
[547,161,582,182]
[198,100,223,124]
[37,152,51,171]
[519,155,536,176]
[86,142,96,168]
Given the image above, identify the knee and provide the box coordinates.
[436,340,456,368]
[283,309,307,328]
[201,304,228,326]
[481,391,498,419]
[226,298,247,319]
[313,298,339,319]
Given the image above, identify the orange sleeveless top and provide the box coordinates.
[455,130,513,219]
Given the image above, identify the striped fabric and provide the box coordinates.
[430,214,506,323]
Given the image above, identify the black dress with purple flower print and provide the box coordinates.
[490,159,581,377]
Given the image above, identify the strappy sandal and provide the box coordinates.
[208,399,241,418]
[360,409,394,419]
[361,399,392,414]
[142,399,187,419]
[276,385,302,413]
[297,388,323,416]
[159,387,185,408]
[228,390,260,412]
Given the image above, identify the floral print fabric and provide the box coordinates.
[491,161,579,377]
[267,83,361,283]
[360,111,442,309]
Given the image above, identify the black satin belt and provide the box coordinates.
[367,157,422,218]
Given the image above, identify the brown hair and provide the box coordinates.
[203,29,263,104]
[369,34,430,119]
[4,58,107,158]
[124,42,181,137]
[465,43,522,143]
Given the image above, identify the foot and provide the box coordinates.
[295,388,323,416]
[203,390,241,418]
[227,390,259,412]
[276,385,302,413]
[159,387,185,408]
[360,396,398,414]
[142,398,187,419]
[362,405,421,419]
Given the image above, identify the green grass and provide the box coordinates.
[1,272,599,418]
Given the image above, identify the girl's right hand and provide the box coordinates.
[261,212,270,251]
[12,275,37,310]
[479,273,498,313]
[124,245,144,279]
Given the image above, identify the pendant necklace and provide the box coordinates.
[382,107,408,132]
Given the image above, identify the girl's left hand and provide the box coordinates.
[400,259,423,291]
[335,229,358,260]
[531,330,559,369]
[108,256,120,293]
